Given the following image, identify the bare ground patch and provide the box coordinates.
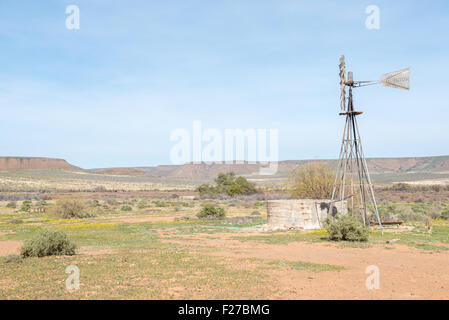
[0,240,22,256]
[161,231,449,299]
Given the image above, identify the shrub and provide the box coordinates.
[398,206,427,222]
[440,209,449,220]
[171,201,189,207]
[121,205,132,211]
[152,200,168,207]
[20,200,32,212]
[55,199,87,219]
[429,210,441,219]
[251,210,261,216]
[87,199,100,207]
[289,163,334,199]
[254,201,265,207]
[197,172,258,198]
[137,200,148,209]
[107,199,119,206]
[6,201,17,208]
[325,214,369,242]
[37,200,48,207]
[391,183,412,191]
[20,230,76,258]
[8,217,23,224]
[197,205,226,219]
[2,254,22,264]
[375,203,396,222]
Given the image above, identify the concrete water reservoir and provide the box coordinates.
[267,199,347,230]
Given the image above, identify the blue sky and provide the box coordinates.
[0,0,448,168]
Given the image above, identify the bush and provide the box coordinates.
[398,206,427,222]
[251,210,261,216]
[290,163,334,199]
[37,200,48,207]
[121,205,132,211]
[8,217,23,224]
[87,199,100,207]
[107,199,119,206]
[137,200,148,209]
[2,254,22,264]
[55,199,87,219]
[6,201,17,208]
[197,172,258,198]
[429,210,441,219]
[152,200,168,207]
[375,203,396,222]
[440,209,449,220]
[254,201,265,207]
[197,205,226,219]
[20,230,76,258]
[325,214,369,242]
[20,200,32,212]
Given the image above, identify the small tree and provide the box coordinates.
[55,199,87,219]
[289,163,334,199]
[20,200,32,212]
[197,172,258,197]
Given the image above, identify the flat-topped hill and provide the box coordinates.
[0,157,81,171]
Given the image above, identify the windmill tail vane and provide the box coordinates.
[330,55,410,230]
[379,68,410,90]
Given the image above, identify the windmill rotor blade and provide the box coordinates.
[339,55,346,110]
[379,68,410,90]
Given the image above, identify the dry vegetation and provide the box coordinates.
[0,170,195,192]
[0,191,448,299]
[289,163,334,199]
[0,169,448,299]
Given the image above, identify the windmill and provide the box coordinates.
[330,55,410,229]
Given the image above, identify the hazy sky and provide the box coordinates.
[0,1,448,168]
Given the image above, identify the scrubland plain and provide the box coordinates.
[0,173,448,299]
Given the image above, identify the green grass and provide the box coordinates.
[368,223,449,251]
[0,243,272,299]
[0,206,275,299]
[233,222,449,251]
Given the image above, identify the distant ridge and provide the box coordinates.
[3,155,449,184]
[91,155,449,183]
[0,157,81,171]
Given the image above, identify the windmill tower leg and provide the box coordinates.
[353,117,383,232]
[330,89,383,231]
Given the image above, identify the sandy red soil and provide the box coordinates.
[163,232,449,299]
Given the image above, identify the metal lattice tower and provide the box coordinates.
[330,55,410,228]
